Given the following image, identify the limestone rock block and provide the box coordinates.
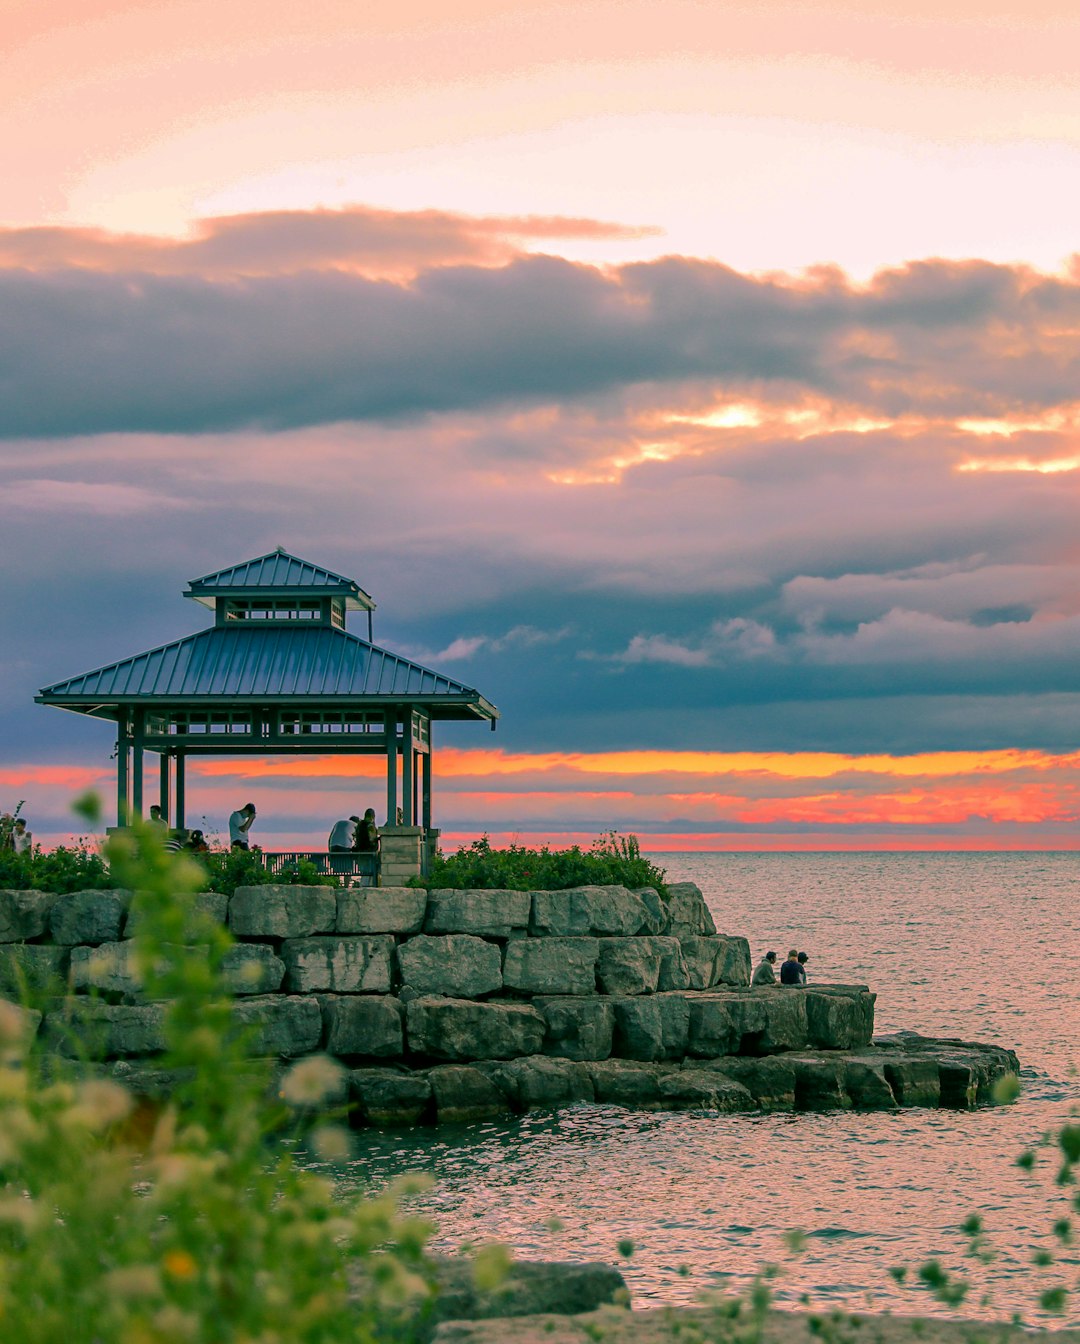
[595,938,662,996]
[611,993,690,1061]
[406,997,546,1061]
[281,936,394,993]
[480,1055,594,1110]
[0,944,70,996]
[634,888,668,935]
[398,934,502,998]
[409,1256,627,1336]
[221,943,286,995]
[125,891,228,937]
[428,1064,509,1122]
[657,1070,755,1112]
[45,1001,167,1058]
[0,889,58,942]
[805,986,875,1049]
[881,1053,941,1108]
[843,1058,898,1109]
[50,889,129,946]
[336,886,427,934]
[71,941,144,996]
[231,994,322,1057]
[322,994,404,1057]
[529,886,650,938]
[502,937,598,995]
[664,882,717,938]
[689,988,809,1057]
[652,937,691,991]
[680,936,750,989]
[873,1032,1018,1109]
[425,889,530,938]
[686,1055,796,1111]
[229,885,336,939]
[587,1058,666,1107]
[787,1053,852,1110]
[350,1067,431,1126]
[534,996,614,1061]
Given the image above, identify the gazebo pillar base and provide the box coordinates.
[379,826,426,883]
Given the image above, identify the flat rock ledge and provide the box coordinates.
[350,1254,1080,1344]
[432,1304,1080,1344]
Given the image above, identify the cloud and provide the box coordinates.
[0,479,184,515]
[404,625,571,663]
[3,223,1080,438]
[0,207,656,280]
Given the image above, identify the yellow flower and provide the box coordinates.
[162,1249,198,1281]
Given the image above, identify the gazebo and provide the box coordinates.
[36,549,499,878]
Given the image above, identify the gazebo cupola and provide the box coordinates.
[37,549,498,872]
[187,548,376,640]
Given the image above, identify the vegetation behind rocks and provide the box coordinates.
[419,832,668,895]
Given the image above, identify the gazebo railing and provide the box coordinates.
[261,851,379,886]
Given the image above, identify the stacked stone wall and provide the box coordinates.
[0,882,1017,1126]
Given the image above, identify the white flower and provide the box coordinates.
[279,1056,344,1107]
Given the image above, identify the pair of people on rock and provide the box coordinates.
[752,948,809,985]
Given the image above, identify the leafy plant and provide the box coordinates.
[0,796,431,1342]
[420,831,667,896]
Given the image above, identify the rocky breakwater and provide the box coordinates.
[0,882,1018,1125]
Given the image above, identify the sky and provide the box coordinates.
[4,0,1080,850]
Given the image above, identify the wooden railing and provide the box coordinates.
[261,851,379,886]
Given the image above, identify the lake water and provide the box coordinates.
[324,853,1080,1326]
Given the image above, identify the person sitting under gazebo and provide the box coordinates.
[353,808,380,853]
[328,816,360,852]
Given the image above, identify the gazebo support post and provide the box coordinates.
[421,744,432,831]
[116,712,131,826]
[131,710,145,820]
[402,709,415,826]
[159,752,172,826]
[175,753,186,830]
[384,708,398,825]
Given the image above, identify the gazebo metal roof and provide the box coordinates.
[37,626,494,719]
[186,547,375,612]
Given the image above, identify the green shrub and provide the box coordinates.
[0,841,335,898]
[0,799,431,1342]
[419,831,667,896]
[0,842,112,893]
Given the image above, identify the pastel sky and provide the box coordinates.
[5,0,1080,850]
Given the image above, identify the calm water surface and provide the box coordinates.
[324,854,1080,1324]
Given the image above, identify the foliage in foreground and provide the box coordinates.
[419,831,668,895]
[0,841,335,896]
[0,797,430,1343]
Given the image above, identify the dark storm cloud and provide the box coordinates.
[4,237,1080,438]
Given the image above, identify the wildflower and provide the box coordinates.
[279,1055,344,1107]
[162,1249,198,1281]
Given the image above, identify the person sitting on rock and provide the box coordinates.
[780,949,802,985]
[797,950,809,983]
[752,950,778,985]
